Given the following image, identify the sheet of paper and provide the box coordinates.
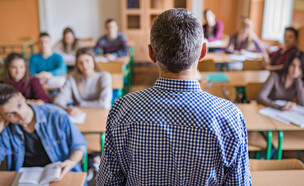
[258,107,290,124]
[69,112,87,124]
[95,56,109,63]
[44,76,66,89]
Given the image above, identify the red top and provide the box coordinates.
[269,46,297,66]
[8,77,51,103]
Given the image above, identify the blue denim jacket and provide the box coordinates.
[0,104,87,172]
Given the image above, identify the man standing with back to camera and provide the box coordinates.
[97,8,251,185]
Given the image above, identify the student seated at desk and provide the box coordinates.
[0,84,86,180]
[30,32,67,80]
[3,53,51,104]
[94,18,129,61]
[257,51,304,110]
[266,27,298,70]
[226,18,264,54]
[53,27,82,56]
[203,9,224,42]
[53,48,112,116]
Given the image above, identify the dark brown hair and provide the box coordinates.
[0,83,19,106]
[277,50,304,82]
[4,53,33,92]
[62,27,78,53]
[75,48,100,74]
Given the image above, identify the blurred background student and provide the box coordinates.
[30,32,67,81]
[53,27,82,56]
[53,48,112,116]
[3,53,51,104]
[203,9,224,42]
[94,18,129,61]
[266,27,298,70]
[257,51,304,110]
[225,18,265,54]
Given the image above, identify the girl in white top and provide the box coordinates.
[54,48,112,116]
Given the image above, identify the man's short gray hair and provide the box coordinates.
[150,8,204,73]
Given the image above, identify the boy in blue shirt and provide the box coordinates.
[30,33,67,80]
[0,84,86,180]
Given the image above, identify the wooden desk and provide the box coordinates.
[76,107,109,133]
[236,102,276,131]
[0,171,86,186]
[204,52,263,64]
[251,170,304,186]
[200,70,270,86]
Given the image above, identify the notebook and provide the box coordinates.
[259,100,304,127]
[206,73,229,83]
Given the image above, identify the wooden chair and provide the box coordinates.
[272,131,304,151]
[243,60,264,71]
[197,59,216,72]
[250,159,304,171]
[245,83,264,102]
[203,83,236,102]
[248,132,267,152]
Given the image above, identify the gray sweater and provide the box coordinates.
[54,71,112,109]
[257,72,304,109]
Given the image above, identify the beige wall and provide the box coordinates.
[99,0,122,37]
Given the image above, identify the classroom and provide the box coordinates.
[0,0,304,185]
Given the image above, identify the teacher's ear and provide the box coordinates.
[198,42,207,62]
[148,44,157,63]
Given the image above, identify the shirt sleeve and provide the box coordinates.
[223,114,251,185]
[31,78,51,103]
[96,117,126,185]
[0,128,10,165]
[111,34,129,58]
[94,38,103,55]
[48,54,67,76]
[61,114,87,155]
[250,38,265,53]
[257,73,282,109]
[209,21,224,42]
[53,77,73,108]
[225,35,236,54]
[79,72,112,108]
[29,56,38,75]
[295,78,304,105]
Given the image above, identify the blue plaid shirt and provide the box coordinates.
[97,78,251,185]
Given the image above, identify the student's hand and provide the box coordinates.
[54,159,78,181]
[37,71,53,80]
[66,107,82,116]
[26,99,45,105]
[281,102,297,112]
[104,53,117,61]
[0,115,9,133]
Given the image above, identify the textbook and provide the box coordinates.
[12,162,61,186]
[259,100,304,127]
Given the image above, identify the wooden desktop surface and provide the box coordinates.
[236,102,276,131]
[0,171,86,186]
[251,170,304,186]
[236,102,304,131]
[200,70,270,86]
[76,107,109,133]
[204,52,263,64]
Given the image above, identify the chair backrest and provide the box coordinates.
[197,59,216,72]
[250,159,304,171]
[202,83,236,102]
[245,82,264,101]
[243,60,264,71]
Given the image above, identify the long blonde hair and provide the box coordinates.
[237,18,257,48]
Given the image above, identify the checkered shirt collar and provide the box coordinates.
[153,77,201,92]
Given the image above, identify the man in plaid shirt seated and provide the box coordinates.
[97,8,251,185]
